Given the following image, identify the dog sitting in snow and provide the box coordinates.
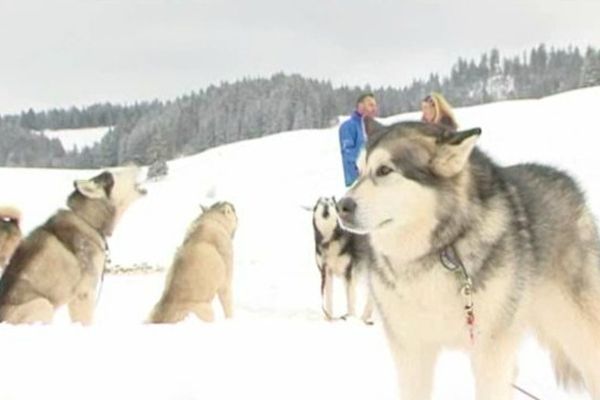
[312,197,373,323]
[0,206,22,269]
[0,168,147,325]
[148,201,238,323]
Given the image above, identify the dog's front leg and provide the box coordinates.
[323,270,334,320]
[218,285,234,319]
[390,340,438,400]
[471,330,521,400]
[68,290,95,325]
[344,269,356,318]
[361,294,374,325]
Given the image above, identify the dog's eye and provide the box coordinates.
[375,165,393,177]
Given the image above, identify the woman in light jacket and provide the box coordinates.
[421,92,458,131]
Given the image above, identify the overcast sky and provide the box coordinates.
[1,0,599,114]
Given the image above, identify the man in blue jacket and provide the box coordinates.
[339,93,378,187]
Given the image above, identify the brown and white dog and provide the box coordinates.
[148,201,238,323]
[0,167,146,325]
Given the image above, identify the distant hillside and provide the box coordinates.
[1,44,599,169]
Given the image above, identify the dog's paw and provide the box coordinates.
[341,314,362,322]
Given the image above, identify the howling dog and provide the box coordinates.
[148,201,237,323]
[337,119,600,399]
[0,168,146,325]
[312,197,373,324]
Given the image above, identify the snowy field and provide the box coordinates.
[34,126,109,151]
[1,87,600,400]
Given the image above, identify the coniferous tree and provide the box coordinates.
[0,44,597,169]
[580,47,600,88]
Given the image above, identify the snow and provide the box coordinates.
[1,87,600,400]
[35,126,109,151]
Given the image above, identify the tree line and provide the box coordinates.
[1,44,599,168]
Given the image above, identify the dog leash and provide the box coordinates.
[439,245,476,344]
[440,245,542,400]
[95,238,110,305]
[512,384,542,400]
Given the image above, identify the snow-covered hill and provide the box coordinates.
[1,87,600,400]
[34,126,109,151]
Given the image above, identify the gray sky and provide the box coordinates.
[1,0,599,114]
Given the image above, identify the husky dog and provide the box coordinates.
[0,206,22,268]
[0,168,147,325]
[337,119,600,399]
[148,201,237,323]
[312,197,373,324]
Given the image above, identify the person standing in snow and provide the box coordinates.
[421,92,458,131]
[338,93,378,187]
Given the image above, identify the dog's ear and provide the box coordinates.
[200,204,208,213]
[364,117,386,138]
[331,196,337,205]
[74,179,106,199]
[431,128,481,177]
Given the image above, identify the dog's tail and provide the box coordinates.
[146,300,194,324]
[0,206,21,224]
[547,342,586,391]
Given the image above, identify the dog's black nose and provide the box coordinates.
[337,197,357,215]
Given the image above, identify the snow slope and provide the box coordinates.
[1,87,600,400]
[35,126,109,151]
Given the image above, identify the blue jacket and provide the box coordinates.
[339,111,366,187]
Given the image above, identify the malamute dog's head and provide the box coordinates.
[0,206,22,268]
[198,201,238,237]
[338,120,481,260]
[68,167,147,236]
[312,197,339,241]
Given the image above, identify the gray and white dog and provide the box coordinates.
[312,197,373,323]
[337,119,600,399]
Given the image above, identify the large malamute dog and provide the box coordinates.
[0,206,22,269]
[148,201,237,323]
[312,197,373,323]
[0,168,147,325]
[337,119,600,399]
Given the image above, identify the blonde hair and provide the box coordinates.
[422,92,458,130]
